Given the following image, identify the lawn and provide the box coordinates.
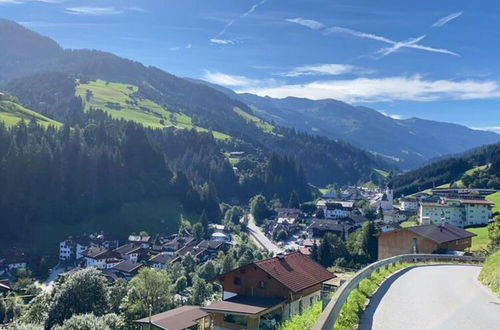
[76,79,230,140]
[487,191,500,214]
[233,106,275,134]
[467,225,490,251]
[30,197,199,255]
[399,220,418,228]
[0,100,62,128]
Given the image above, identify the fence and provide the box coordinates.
[312,254,485,330]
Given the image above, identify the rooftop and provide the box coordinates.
[253,251,334,293]
[390,223,476,244]
[202,295,284,315]
[135,305,208,330]
[112,260,143,273]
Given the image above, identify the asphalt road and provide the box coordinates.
[246,214,283,255]
[359,265,500,330]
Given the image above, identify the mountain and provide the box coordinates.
[193,79,500,169]
[0,18,389,188]
[392,143,500,197]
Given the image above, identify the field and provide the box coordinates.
[0,100,62,128]
[467,225,490,251]
[374,168,389,178]
[233,106,275,134]
[76,79,230,140]
[30,197,199,255]
[487,191,500,214]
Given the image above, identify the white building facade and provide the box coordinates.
[419,198,493,227]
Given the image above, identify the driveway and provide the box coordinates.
[359,265,500,330]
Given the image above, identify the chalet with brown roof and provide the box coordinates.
[202,251,334,329]
[377,223,475,259]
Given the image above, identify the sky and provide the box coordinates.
[1,0,499,133]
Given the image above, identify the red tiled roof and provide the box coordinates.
[254,251,334,293]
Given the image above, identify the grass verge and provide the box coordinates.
[478,251,500,295]
[279,301,322,330]
[333,262,412,330]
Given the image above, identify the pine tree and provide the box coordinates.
[288,190,300,209]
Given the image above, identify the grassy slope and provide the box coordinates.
[410,164,492,196]
[76,79,230,140]
[31,197,198,254]
[468,226,490,251]
[478,251,500,294]
[0,100,61,127]
[233,106,275,134]
[487,191,500,214]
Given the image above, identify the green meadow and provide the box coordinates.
[76,79,230,140]
[0,100,62,128]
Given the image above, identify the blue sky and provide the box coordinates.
[1,0,499,132]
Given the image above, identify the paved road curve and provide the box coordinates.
[246,214,283,255]
[359,265,500,330]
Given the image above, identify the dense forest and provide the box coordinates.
[393,143,500,196]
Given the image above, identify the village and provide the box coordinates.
[0,184,496,329]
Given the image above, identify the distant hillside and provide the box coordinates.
[0,94,61,127]
[0,19,390,187]
[193,79,500,169]
[393,143,500,197]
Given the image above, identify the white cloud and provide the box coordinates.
[66,6,123,15]
[286,17,324,30]
[209,38,235,45]
[470,126,500,134]
[279,64,362,77]
[432,11,463,27]
[237,75,500,103]
[324,26,459,57]
[216,0,268,37]
[203,71,258,87]
[380,111,403,120]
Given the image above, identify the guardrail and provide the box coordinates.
[312,254,484,330]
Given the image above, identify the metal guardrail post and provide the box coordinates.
[312,254,485,330]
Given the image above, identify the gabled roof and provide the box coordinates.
[135,305,208,330]
[406,223,475,244]
[112,261,143,273]
[220,251,334,293]
[114,243,142,255]
[202,295,284,315]
[149,253,173,265]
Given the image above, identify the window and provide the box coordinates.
[259,281,266,289]
[224,314,247,326]
[233,277,241,285]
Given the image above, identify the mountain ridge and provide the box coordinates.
[190,79,499,169]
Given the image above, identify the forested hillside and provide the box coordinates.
[393,143,500,196]
[0,18,389,187]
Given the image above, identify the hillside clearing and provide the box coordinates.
[76,79,230,140]
[234,106,276,134]
[0,100,61,127]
